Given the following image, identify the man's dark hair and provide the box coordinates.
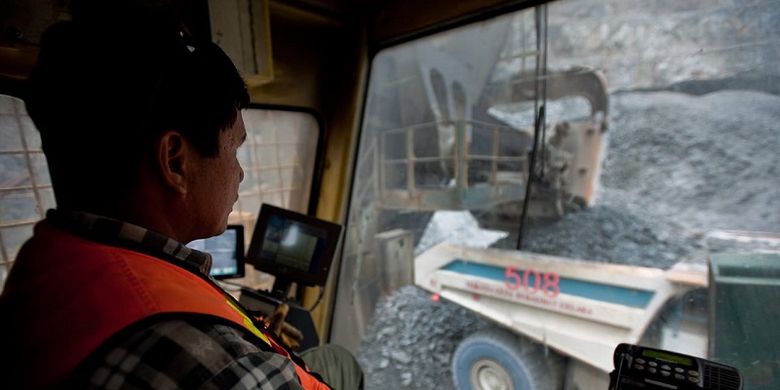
[25,1,250,211]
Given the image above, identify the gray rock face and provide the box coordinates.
[541,0,780,91]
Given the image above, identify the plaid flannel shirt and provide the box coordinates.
[49,210,304,390]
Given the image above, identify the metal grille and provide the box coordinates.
[0,95,54,289]
[229,109,319,236]
[227,109,319,288]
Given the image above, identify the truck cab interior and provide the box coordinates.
[1,0,778,389]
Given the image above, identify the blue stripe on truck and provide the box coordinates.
[442,259,654,308]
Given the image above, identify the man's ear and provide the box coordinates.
[156,130,190,195]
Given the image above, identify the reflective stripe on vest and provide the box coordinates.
[0,222,330,389]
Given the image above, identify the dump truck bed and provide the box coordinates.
[414,243,705,372]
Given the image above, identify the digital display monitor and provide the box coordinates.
[188,225,245,279]
[247,204,342,288]
[642,349,693,366]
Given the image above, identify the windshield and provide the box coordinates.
[332,1,780,389]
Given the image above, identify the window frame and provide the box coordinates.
[326,1,548,342]
[242,103,327,217]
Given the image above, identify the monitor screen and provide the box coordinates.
[188,225,245,279]
[246,204,342,287]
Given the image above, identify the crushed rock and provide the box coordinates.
[357,286,491,390]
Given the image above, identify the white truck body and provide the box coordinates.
[415,243,708,374]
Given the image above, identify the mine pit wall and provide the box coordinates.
[502,0,780,93]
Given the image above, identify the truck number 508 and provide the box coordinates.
[504,266,560,298]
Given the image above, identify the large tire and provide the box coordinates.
[452,328,564,390]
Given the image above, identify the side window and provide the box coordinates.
[0,95,54,289]
[229,109,320,287]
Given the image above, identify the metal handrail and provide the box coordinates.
[379,119,531,137]
[377,120,528,193]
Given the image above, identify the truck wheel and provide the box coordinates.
[452,328,563,390]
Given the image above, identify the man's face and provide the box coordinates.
[188,112,246,240]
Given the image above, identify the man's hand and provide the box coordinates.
[267,302,289,335]
[266,303,304,350]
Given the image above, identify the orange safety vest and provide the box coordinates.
[0,221,331,389]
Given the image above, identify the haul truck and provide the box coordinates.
[414,243,709,389]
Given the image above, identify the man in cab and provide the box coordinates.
[0,1,361,389]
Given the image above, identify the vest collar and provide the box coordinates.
[46,209,213,276]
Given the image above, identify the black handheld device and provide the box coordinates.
[610,343,742,390]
